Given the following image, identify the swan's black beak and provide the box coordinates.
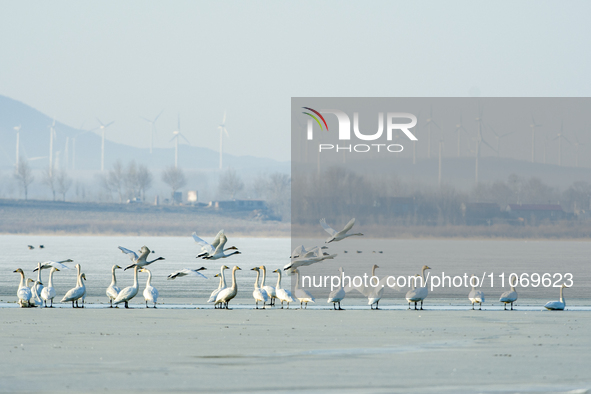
[197,267,207,271]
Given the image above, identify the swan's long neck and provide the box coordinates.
[295,270,301,290]
[260,267,267,287]
[371,266,376,277]
[338,268,344,289]
[133,267,139,288]
[146,270,152,287]
[421,267,428,287]
[560,286,565,303]
[254,270,261,289]
[231,268,238,290]
[110,267,117,287]
[510,278,516,291]
[220,268,227,287]
[79,274,86,290]
[48,269,55,287]
[471,276,475,291]
[276,271,282,289]
[36,265,42,282]
[18,271,25,289]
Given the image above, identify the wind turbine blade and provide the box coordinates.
[222,110,227,125]
[431,120,441,130]
[96,118,104,127]
[562,135,572,144]
[177,114,181,131]
[104,121,115,128]
[180,133,190,145]
[482,139,497,152]
[169,135,177,143]
[141,116,152,123]
[154,109,164,123]
[224,127,229,138]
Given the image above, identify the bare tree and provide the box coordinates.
[124,160,139,200]
[162,166,187,194]
[218,168,244,199]
[41,166,57,201]
[56,169,73,201]
[14,158,34,200]
[106,160,126,202]
[136,164,153,201]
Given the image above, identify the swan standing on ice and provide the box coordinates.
[193,231,238,258]
[251,267,269,309]
[499,276,518,310]
[202,234,241,260]
[273,269,295,309]
[140,268,159,308]
[113,265,140,308]
[347,264,389,309]
[208,266,228,308]
[468,274,485,310]
[14,269,34,307]
[320,218,363,243]
[61,270,87,308]
[327,267,346,310]
[406,266,431,310]
[293,268,315,309]
[167,267,207,280]
[215,266,241,309]
[259,265,276,306]
[118,245,165,271]
[544,284,567,310]
[32,262,44,305]
[40,267,60,307]
[106,265,122,307]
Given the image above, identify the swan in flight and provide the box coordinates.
[499,276,518,310]
[293,268,315,309]
[140,268,159,308]
[251,267,269,309]
[215,266,241,309]
[273,269,295,309]
[61,270,86,308]
[113,265,140,308]
[193,230,238,258]
[347,264,391,309]
[544,284,567,310]
[327,267,346,310]
[35,259,73,271]
[167,267,207,280]
[202,233,241,260]
[40,267,60,307]
[284,246,337,271]
[259,265,276,306]
[14,269,34,307]
[208,266,228,307]
[289,245,328,259]
[320,218,363,243]
[468,274,485,310]
[118,245,165,270]
[406,266,431,310]
[106,265,122,308]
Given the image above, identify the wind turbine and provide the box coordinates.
[552,121,571,167]
[454,114,468,157]
[218,111,230,169]
[474,107,497,184]
[48,120,57,176]
[96,118,114,172]
[573,133,584,168]
[438,138,444,188]
[529,115,542,163]
[141,110,164,154]
[170,115,190,168]
[424,107,440,159]
[14,125,21,173]
[489,125,513,157]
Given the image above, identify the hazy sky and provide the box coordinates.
[1,1,590,162]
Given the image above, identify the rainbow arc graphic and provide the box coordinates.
[302,107,329,131]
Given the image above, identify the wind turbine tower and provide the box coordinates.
[218,111,230,169]
[141,110,164,154]
[14,125,21,173]
[529,115,542,163]
[170,115,190,168]
[96,118,114,172]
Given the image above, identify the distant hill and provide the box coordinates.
[0,95,289,173]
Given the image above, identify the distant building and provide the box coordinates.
[172,191,183,204]
[461,202,501,225]
[208,199,267,211]
[505,204,565,223]
[187,191,198,203]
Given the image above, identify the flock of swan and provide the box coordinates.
[12,218,570,311]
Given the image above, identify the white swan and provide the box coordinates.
[468,274,485,310]
[406,266,431,310]
[202,234,241,260]
[167,267,207,280]
[284,246,337,271]
[118,245,165,271]
[327,267,346,310]
[251,267,269,309]
[273,269,295,309]
[289,245,328,259]
[32,262,44,305]
[193,230,238,258]
[14,269,33,307]
[320,218,363,243]
[35,259,73,271]
[259,265,276,306]
[499,276,518,310]
[293,268,315,309]
[215,266,241,309]
[544,283,567,310]
[347,264,390,309]
[113,265,140,308]
[141,268,159,308]
[40,267,60,307]
[208,266,228,307]
[60,271,87,308]
[106,265,122,308]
